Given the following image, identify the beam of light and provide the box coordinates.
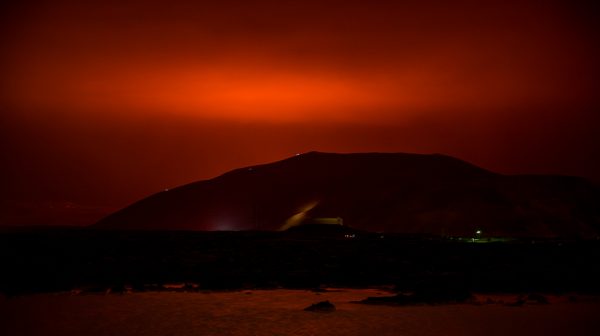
[279,200,319,231]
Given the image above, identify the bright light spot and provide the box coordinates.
[212,216,239,231]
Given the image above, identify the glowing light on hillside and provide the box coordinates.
[279,200,319,231]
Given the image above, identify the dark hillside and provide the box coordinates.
[95,152,600,238]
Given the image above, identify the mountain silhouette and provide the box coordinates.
[95,152,600,238]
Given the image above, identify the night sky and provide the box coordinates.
[1,0,599,225]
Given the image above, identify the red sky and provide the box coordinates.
[1,0,599,225]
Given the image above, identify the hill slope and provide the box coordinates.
[95,152,600,237]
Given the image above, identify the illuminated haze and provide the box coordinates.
[1,0,599,225]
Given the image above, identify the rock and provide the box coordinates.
[507,298,526,307]
[304,300,336,312]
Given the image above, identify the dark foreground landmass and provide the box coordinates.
[1,227,600,297]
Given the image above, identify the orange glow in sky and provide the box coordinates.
[3,0,596,123]
[1,0,599,225]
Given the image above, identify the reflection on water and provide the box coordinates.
[2,289,600,336]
